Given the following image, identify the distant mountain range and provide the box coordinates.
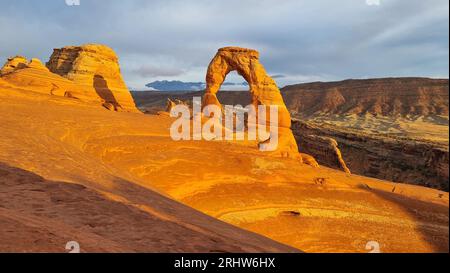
[145,80,248,91]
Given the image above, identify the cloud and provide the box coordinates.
[0,0,448,89]
[133,65,185,78]
[366,0,381,6]
[271,74,286,79]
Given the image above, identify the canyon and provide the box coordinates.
[286,78,449,191]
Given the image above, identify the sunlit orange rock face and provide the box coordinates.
[46,44,139,112]
[0,56,84,99]
[0,56,28,75]
[204,47,316,163]
[0,44,448,253]
[0,44,139,113]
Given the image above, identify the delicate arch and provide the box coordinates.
[203,47,290,129]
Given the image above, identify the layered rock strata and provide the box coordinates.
[46,44,139,112]
[293,119,449,191]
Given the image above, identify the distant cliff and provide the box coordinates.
[282,77,449,117]
[285,78,449,191]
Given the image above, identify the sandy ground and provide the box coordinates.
[0,84,448,253]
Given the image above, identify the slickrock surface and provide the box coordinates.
[132,78,449,190]
[1,80,448,252]
[0,57,87,99]
[0,87,297,253]
[46,44,139,112]
[203,47,307,161]
[27,58,48,71]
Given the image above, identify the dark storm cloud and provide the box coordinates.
[0,0,448,89]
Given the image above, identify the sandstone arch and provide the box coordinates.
[203,47,316,164]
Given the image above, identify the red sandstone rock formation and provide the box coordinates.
[0,56,88,99]
[0,56,28,75]
[0,45,140,113]
[295,132,351,174]
[46,44,139,113]
[282,78,449,117]
[203,47,317,165]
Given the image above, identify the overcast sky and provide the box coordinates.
[0,0,448,89]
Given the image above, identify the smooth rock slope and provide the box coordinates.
[1,81,448,252]
[0,85,297,253]
[0,56,85,99]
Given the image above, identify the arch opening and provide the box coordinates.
[201,46,318,164]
